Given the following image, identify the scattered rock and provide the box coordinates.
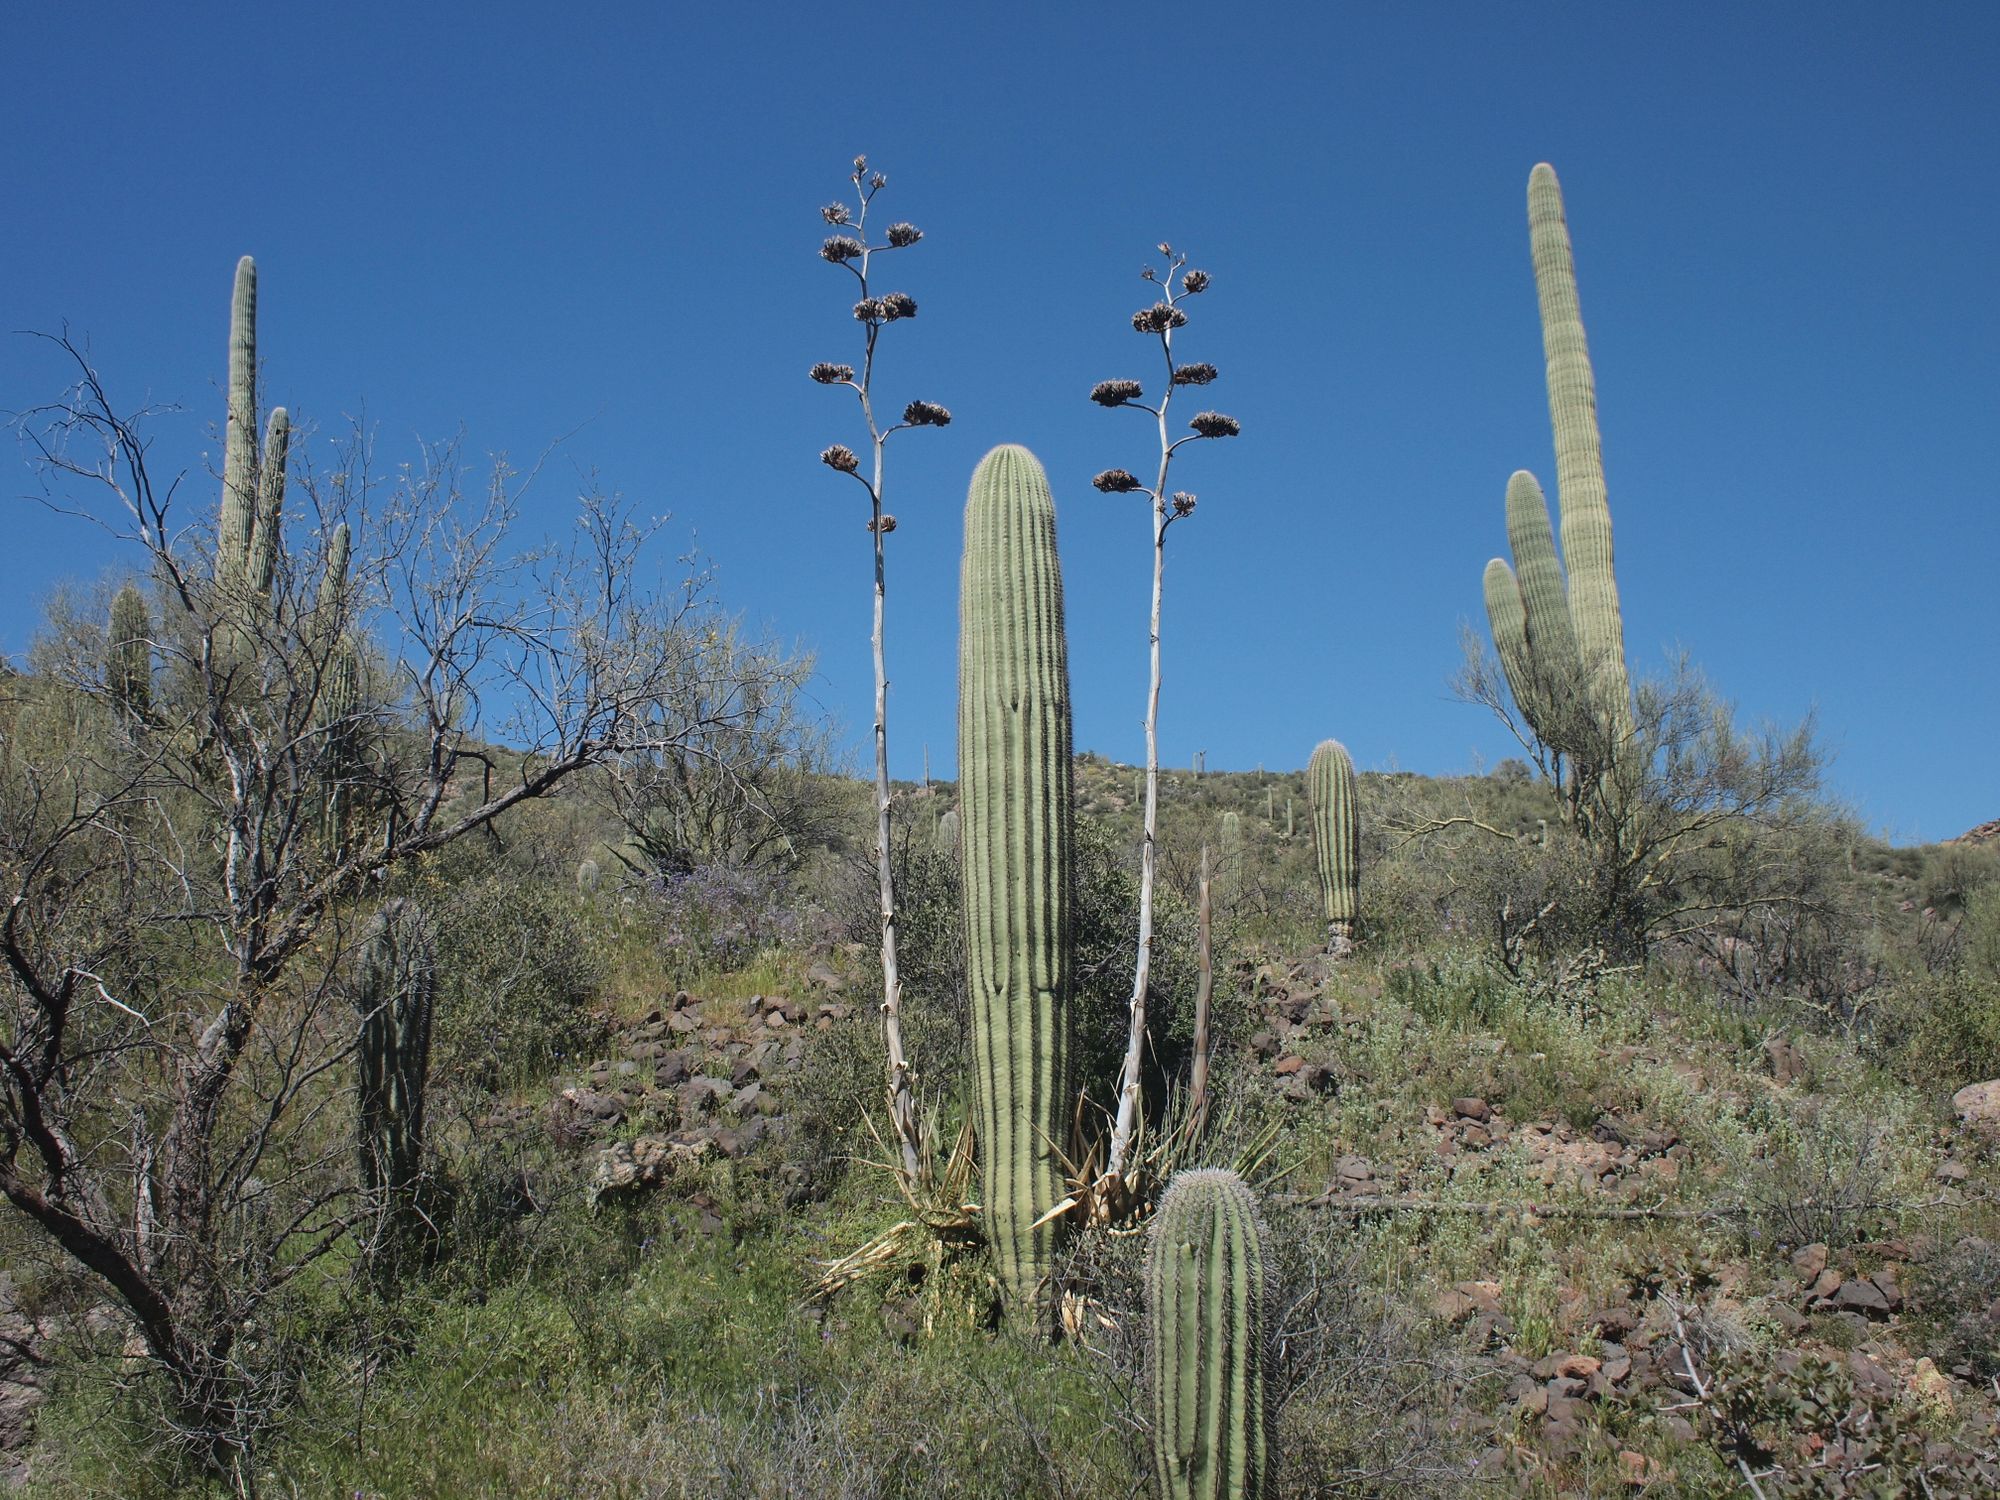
[1452,1096,1492,1123]
[1952,1079,2000,1134]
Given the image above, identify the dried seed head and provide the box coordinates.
[1157,242,1174,257]
[820,444,861,474]
[853,298,884,322]
[870,172,887,190]
[821,203,852,226]
[810,362,856,385]
[902,400,952,427]
[1171,362,1219,386]
[1090,379,1145,407]
[879,291,918,321]
[1181,269,1210,294]
[1188,411,1241,439]
[1132,302,1189,334]
[852,154,869,176]
[1093,468,1145,494]
[820,235,865,264]
[1171,491,1198,516]
[886,222,923,248]
[869,514,898,533]
[1141,266,1157,281]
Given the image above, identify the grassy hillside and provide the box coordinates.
[7,750,1997,1498]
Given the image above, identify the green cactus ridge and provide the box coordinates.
[957,444,1074,1315]
[1307,739,1359,943]
[1147,1168,1274,1500]
[107,585,152,721]
[1528,163,1630,737]
[354,899,436,1253]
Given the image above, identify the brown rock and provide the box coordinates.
[1952,1079,2000,1133]
[1452,1096,1492,1122]
[1273,1055,1305,1076]
[1556,1353,1601,1381]
[1792,1242,1829,1284]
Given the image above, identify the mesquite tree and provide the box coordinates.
[810,155,951,1186]
[1090,247,1239,1189]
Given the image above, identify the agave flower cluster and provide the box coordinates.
[1091,243,1240,1189]
[809,156,948,1188]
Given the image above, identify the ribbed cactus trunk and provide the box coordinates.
[314,524,359,845]
[1307,739,1359,956]
[354,899,436,1270]
[957,444,1074,1319]
[244,408,290,601]
[107,585,152,723]
[216,256,259,589]
[935,806,960,860]
[1147,1169,1274,1500]
[1483,471,1593,763]
[1529,163,1630,741]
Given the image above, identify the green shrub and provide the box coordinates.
[1866,971,2000,1094]
[432,872,607,1088]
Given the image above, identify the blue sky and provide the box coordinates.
[4,4,1994,843]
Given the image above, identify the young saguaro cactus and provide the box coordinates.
[1307,739,1359,956]
[1147,1168,1275,1500]
[958,444,1074,1316]
[216,256,260,588]
[354,899,437,1261]
[107,584,152,723]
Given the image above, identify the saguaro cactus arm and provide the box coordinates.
[217,256,259,587]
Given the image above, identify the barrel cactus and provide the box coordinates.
[107,584,152,723]
[354,899,436,1264]
[1147,1168,1275,1500]
[1482,164,1632,771]
[957,444,1074,1317]
[1307,739,1359,955]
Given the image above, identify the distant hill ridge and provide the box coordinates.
[1951,818,2000,845]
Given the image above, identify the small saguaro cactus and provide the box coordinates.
[1147,1168,1275,1500]
[934,806,959,859]
[958,444,1075,1317]
[1307,739,1359,956]
[106,584,152,722]
[354,899,437,1264]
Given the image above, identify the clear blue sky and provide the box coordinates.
[5,4,1994,843]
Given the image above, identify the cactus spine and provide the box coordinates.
[107,585,152,722]
[957,444,1074,1316]
[354,899,436,1262]
[1147,1168,1274,1500]
[1307,739,1359,955]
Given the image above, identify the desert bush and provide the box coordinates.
[1864,970,2000,1095]
[1909,1235,2000,1380]
[431,871,607,1087]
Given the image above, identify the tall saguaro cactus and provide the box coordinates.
[1147,1168,1274,1500]
[354,899,436,1265]
[216,256,261,588]
[1529,162,1630,739]
[1307,739,1359,955]
[1482,164,1634,806]
[958,444,1075,1315]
